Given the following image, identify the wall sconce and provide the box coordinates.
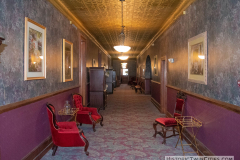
[0,32,5,45]
[168,58,174,63]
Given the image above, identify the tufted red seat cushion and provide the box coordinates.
[155,118,177,126]
[57,121,77,130]
[73,94,83,111]
[91,115,101,121]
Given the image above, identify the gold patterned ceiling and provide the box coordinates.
[49,0,195,57]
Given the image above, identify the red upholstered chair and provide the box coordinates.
[46,103,89,156]
[153,91,186,144]
[72,93,103,132]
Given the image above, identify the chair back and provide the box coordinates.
[72,93,83,111]
[46,103,60,145]
[46,103,59,129]
[173,91,186,118]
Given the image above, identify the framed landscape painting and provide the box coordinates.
[62,39,73,82]
[188,31,207,85]
[24,17,46,80]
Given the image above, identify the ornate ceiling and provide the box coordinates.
[49,0,195,58]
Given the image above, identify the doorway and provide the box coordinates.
[121,68,129,84]
[161,56,167,114]
[80,36,87,106]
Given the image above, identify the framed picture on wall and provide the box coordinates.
[92,59,96,67]
[188,31,207,85]
[24,17,46,80]
[154,55,158,76]
[62,39,73,82]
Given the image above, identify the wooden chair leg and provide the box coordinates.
[52,145,58,156]
[153,122,158,138]
[100,116,104,126]
[92,122,96,132]
[84,139,89,156]
[173,126,175,136]
[162,127,166,144]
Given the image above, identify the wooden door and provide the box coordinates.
[80,36,87,105]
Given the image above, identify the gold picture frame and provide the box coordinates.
[188,31,207,85]
[24,17,46,80]
[62,39,73,82]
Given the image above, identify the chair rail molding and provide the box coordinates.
[167,85,240,115]
[0,86,80,114]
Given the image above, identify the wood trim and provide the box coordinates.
[151,80,161,84]
[151,97,161,112]
[22,136,53,160]
[166,85,240,114]
[166,111,214,156]
[0,86,80,114]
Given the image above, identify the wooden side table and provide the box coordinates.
[58,108,79,122]
[175,116,202,156]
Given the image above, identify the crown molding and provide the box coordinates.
[137,0,196,58]
[48,0,111,58]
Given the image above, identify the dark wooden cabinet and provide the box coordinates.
[89,67,107,110]
[106,69,114,94]
[113,70,116,88]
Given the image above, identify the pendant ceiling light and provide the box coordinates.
[114,0,130,60]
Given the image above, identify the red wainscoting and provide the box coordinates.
[167,87,240,159]
[151,81,160,104]
[144,79,151,95]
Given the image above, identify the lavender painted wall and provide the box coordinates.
[0,87,79,160]
[167,87,240,159]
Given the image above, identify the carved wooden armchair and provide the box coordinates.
[46,103,89,156]
[153,91,186,144]
[72,93,103,132]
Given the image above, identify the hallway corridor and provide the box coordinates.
[42,84,196,160]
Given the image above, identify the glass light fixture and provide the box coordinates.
[168,58,174,63]
[114,0,131,55]
[118,56,129,60]
[198,55,205,59]
[114,46,131,52]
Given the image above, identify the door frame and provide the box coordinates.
[80,36,87,106]
[160,56,167,114]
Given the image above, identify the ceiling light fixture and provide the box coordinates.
[198,55,205,59]
[114,0,131,60]
[118,55,129,60]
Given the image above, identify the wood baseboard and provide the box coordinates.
[151,97,161,112]
[22,136,53,160]
[166,111,214,156]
